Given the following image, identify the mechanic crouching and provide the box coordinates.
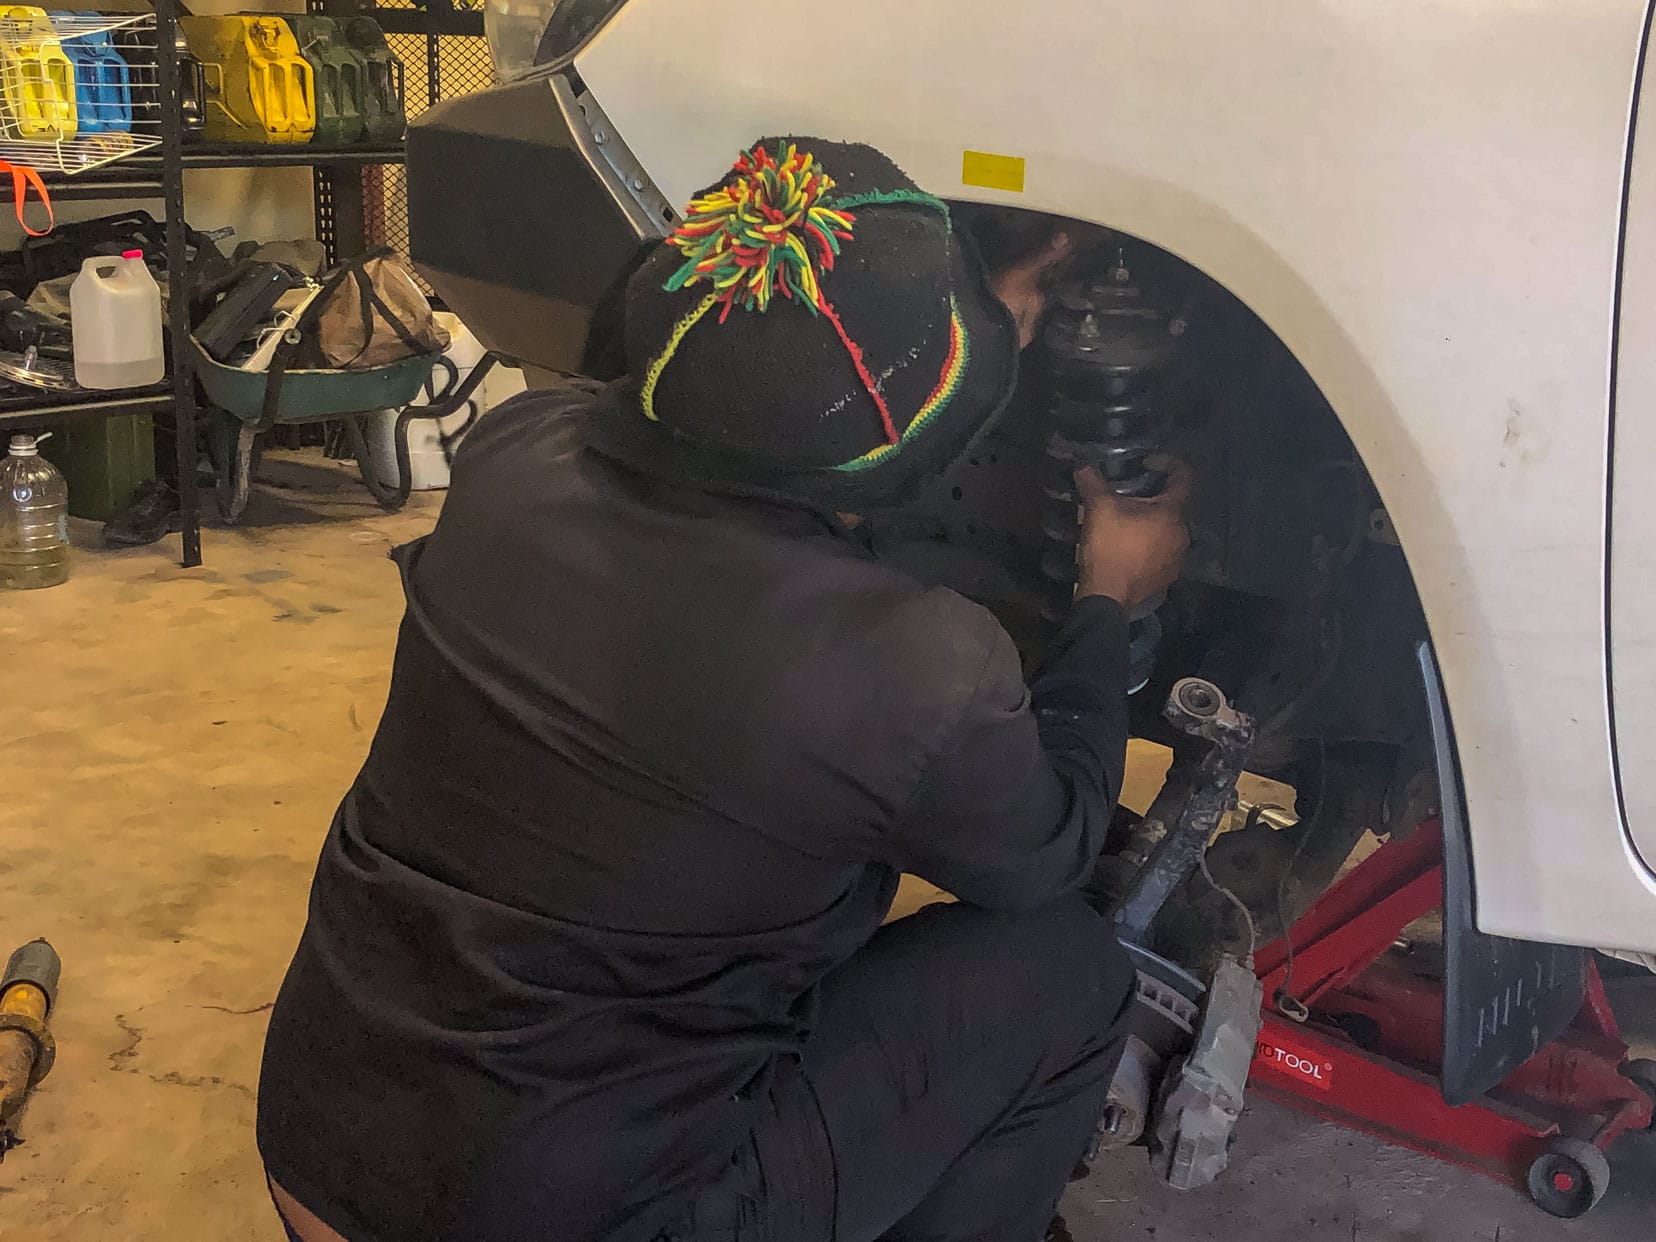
[256,137,1191,1242]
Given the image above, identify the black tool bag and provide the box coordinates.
[19,210,234,320]
[195,262,307,362]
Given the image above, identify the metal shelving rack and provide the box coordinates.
[0,4,181,545]
[0,0,414,567]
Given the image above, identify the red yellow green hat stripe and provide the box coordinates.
[834,297,970,473]
[640,291,720,424]
[644,143,970,471]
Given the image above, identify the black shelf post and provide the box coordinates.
[155,0,201,567]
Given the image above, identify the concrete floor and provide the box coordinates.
[1,452,1650,1240]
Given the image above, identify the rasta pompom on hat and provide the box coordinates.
[586,136,1021,511]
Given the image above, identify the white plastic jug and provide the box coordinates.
[70,249,164,390]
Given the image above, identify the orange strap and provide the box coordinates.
[0,161,52,237]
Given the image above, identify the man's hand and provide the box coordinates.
[1074,464,1191,610]
[989,231,1075,348]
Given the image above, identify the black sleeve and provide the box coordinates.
[885,596,1132,910]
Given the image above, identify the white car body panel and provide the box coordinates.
[1612,21,1656,899]
[574,0,1656,950]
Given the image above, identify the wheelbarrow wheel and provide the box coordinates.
[342,414,408,513]
[219,424,259,524]
[205,412,260,525]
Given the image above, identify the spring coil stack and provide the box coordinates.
[1040,245,1190,685]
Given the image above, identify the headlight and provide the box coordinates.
[484,0,626,82]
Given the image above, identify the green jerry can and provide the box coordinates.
[41,414,155,523]
[180,15,315,144]
[341,17,405,143]
[285,15,365,147]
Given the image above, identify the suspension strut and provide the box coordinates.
[1040,245,1191,685]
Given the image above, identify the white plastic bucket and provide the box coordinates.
[361,313,526,492]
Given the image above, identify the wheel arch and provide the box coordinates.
[974,181,1469,688]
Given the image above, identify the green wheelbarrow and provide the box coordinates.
[194,337,459,523]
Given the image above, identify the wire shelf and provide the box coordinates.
[23,13,153,39]
[0,11,160,173]
[0,130,157,173]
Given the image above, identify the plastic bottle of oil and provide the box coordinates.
[0,432,69,590]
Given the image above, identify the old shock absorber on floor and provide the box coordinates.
[0,938,59,1158]
[1040,245,1191,686]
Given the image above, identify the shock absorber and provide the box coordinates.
[1040,245,1191,686]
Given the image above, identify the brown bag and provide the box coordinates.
[313,251,448,369]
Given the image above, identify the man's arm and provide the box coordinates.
[884,465,1190,910]
[887,595,1131,909]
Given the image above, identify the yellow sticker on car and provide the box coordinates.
[961,150,1026,193]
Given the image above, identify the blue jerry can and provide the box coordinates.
[49,15,131,134]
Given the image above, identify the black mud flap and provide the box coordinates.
[1418,643,1587,1104]
[406,71,656,373]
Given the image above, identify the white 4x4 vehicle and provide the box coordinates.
[406,1,1656,1020]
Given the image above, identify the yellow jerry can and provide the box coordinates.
[0,6,76,141]
[181,15,315,144]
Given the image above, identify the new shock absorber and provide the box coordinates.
[1040,245,1191,685]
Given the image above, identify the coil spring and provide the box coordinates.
[1039,247,1189,682]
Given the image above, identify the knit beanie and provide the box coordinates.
[584,137,1020,510]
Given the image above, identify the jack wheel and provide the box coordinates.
[1622,1058,1656,1132]
[1525,1136,1611,1219]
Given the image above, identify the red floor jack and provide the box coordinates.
[1246,817,1656,1218]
